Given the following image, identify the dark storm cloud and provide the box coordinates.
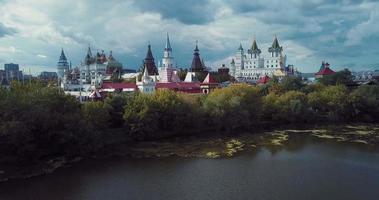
[132,0,215,25]
[0,23,16,37]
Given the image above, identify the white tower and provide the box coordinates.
[229,59,236,77]
[159,33,176,82]
[57,49,69,83]
[235,43,244,78]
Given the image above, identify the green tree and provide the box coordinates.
[319,69,353,85]
[82,101,111,130]
[124,90,195,139]
[104,94,130,128]
[262,91,308,123]
[349,85,379,122]
[203,84,262,131]
[308,85,351,121]
[281,76,305,92]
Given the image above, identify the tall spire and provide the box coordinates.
[190,41,205,72]
[146,43,154,59]
[165,33,172,51]
[144,43,158,75]
[87,45,92,57]
[59,48,67,61]
[195,40,199,52]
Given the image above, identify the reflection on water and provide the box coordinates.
[0,135,378,200]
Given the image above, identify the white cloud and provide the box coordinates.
[37,54,47,58]
[345,7,379,46]
[0,0,378,73]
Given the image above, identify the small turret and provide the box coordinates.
[190,41,206,72]
[238,43,244,51]
[248,39,261,58]
[85,45,94,65]
[268,36,283,57]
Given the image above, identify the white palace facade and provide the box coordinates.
[230,37,288,80]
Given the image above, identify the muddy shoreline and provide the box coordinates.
[1,124,378,183]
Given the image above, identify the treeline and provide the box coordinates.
[0,77,379,163]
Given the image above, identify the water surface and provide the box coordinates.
[0,137,378,200]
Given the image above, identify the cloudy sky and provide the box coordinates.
[0,0,378,74]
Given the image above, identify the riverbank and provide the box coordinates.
[0,123,378,182]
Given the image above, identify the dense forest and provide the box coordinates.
[0,73,378,163]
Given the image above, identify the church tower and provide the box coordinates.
[159,33,176,82]
[57,49,69,83]
[143,43,158,75]
[162,33,174,68]
[190,41,206,72]
[229,58,236,77]
[235,43,245,77]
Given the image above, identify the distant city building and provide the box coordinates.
[315,61,335,78]
[190,41,207,73]
[39,71,58,80]
[4,63,22,82]
[233,37,287,80]
[0,70,6,85]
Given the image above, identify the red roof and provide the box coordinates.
[257,75,270,84]
[202,73,218,84]
[156,82,201,89]
[101,82,138,90]
[315,67,335,76]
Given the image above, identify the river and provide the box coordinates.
[0,135,378,200]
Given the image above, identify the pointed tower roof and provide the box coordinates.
[238,43,244,51]
[144,43,158,75]
[251,39,259,51]
[271,36,280,49]
[202,73,217,84]
[86,45,92,57]
[165,33,172,51]
[191,41,205,72]
[108,50,115,61]
[59,49,67,61]
[248,39,261,55]
[143,65,149,77]
[231,58,235,65]
[146,43,154,59]
[194,40,199,52]
[269,36,283,52]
